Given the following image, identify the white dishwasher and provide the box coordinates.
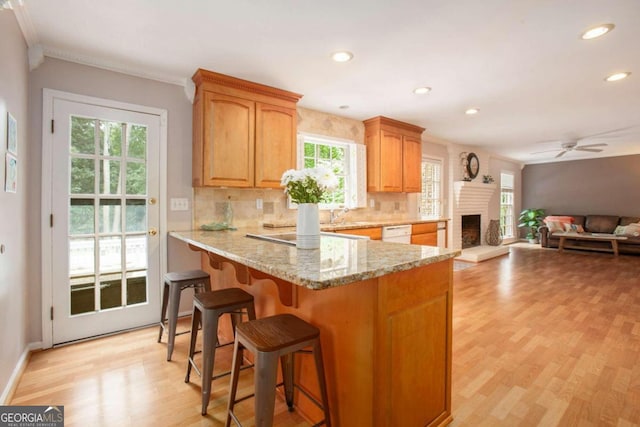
[382,225,412,244]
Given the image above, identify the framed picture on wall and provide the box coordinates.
[5,153,17,193]
[7,112,17,155]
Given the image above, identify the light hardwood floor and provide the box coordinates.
[11,245,640,426]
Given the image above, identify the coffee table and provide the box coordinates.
[553,232,628,256]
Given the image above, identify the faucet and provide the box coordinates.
[329,207,349,224]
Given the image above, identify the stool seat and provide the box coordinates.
[236,313,319,352]
[158,269,211,361]
[164,269,210,283]
[226,314,331,427]
[196,288,255,311]
[186,287,256,416]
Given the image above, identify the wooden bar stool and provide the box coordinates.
[225,314,331,427]
[185,288,257,416]
[158,269,211,361]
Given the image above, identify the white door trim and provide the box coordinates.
[41,89,168,348]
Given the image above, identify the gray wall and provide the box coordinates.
[0,11,29,401]
[522,155,640,216]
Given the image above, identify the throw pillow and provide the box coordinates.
[614,225,626,235]
[623,223,640,237]
[545,215,575,224]
[545,216,574,233]
[545,220,565,233]
[564,223,585,233]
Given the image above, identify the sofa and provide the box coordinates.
[539,214,640,255]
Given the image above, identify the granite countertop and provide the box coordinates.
[170,226,459,290]
[263,218,449,230]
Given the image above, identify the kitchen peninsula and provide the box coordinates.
[170,228,459,426]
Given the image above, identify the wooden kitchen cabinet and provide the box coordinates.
[255,102,297,188]
[335,227,383,240]
[364,116,425,193]
[411,222,441,246]
[192,69,302,188]
[403,135,423,192]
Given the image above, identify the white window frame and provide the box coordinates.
[296,133,366,209]
[419,157,443,218]
[500,172,515,238]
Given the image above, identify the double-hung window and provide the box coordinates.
[420,158,442,218]
[500,172,515,238]
[297,133,366,209]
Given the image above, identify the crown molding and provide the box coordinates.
[8,0,196,103]
[43,45,191,86]
[11,0,39,47]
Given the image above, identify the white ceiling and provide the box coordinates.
[14,0,640,164]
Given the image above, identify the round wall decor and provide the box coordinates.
[466,152,479,179]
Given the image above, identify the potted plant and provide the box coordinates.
[281,166,338,249]
[518,208,546,243]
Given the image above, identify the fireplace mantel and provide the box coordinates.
[453,181,496,207]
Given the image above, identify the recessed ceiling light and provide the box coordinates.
[413,87,431,95]
[605,72,631,82]
[465,108,479,115]
[331,51,353,63]
[581,23,615,40]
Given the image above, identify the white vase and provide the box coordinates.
[296,203,320,249]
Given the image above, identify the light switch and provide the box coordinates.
[170,198,189,211]
[256,198,263,210]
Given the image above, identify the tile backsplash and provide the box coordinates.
[193,187,417,228]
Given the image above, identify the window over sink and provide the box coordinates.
[296,133,366,209]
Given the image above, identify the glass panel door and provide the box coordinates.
[51,99,160,344]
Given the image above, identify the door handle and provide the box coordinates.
[148,228,158,236]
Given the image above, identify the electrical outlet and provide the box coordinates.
[170,198,189,211]
[369,198,375,208]
[256,198,263,209]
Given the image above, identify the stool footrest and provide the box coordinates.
[212,364,254,381]
[188,357,254,381]
[294,383,324,412]
[228,380,328,426]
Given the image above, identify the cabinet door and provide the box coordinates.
[412,222,437,234]
[336,227,383,240]
[411,232,438,246]
[202,92,255,187]
[255,103,297,189]
[380,130,403,192]
[403,135,422,192]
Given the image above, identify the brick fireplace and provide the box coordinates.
[451,181,496,251]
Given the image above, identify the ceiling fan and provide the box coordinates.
[532,141,607,158]
[531,126,635,158]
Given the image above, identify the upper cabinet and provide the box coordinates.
[192,69,302,188]
[363,116,425,193]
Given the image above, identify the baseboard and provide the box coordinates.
[0,341,42,404]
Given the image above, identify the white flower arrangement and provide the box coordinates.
[280,166,339,204]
